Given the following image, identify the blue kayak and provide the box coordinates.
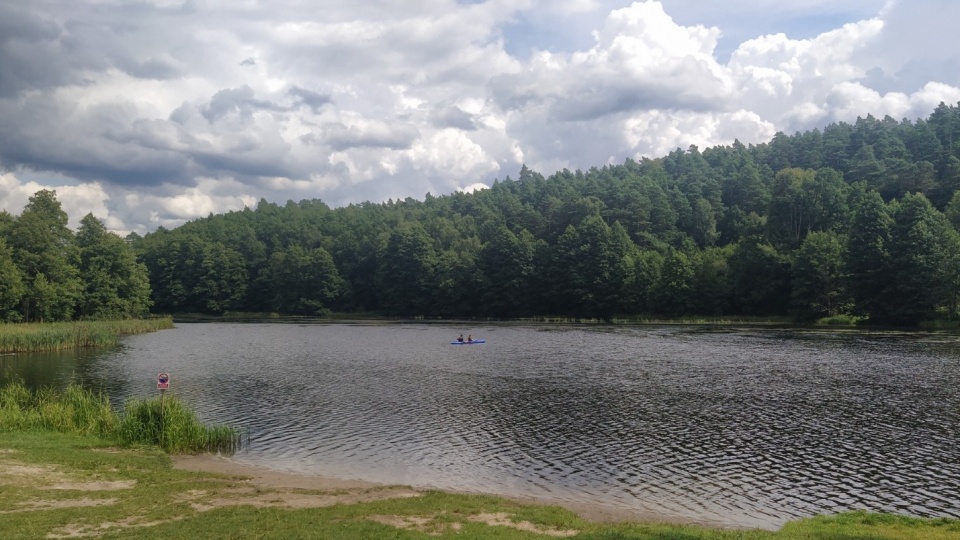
[451,339,486,345]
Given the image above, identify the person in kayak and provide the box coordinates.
[467,335,473,342]
[457,334,464,342]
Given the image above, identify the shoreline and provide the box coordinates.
[172,454,748,530]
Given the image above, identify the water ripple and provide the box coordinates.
[7,322,959,529]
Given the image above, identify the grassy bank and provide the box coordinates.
[0,317,175,353]
[1,431,959,539]
[0,381,239,453]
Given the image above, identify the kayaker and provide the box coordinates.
[467,335,473,342]
[457,334,464,342]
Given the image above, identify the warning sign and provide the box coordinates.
[157,372,170,391]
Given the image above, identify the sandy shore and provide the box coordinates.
[171,454,720,527]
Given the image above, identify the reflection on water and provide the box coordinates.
[3,323,959,529]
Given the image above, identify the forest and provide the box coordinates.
[2,102,960,326]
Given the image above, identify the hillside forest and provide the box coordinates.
[2,103,960,326]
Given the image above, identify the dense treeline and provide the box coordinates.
[61,103,960,324]
[0,191,152,322]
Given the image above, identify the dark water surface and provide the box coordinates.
[3,322,959,529]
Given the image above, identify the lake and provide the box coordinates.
[2,322,959,529]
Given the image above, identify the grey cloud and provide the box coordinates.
[202,86,289,123]
[0,97,191,186]
[431,105,478,131]
[491,63,728,124]
[0,84,302,190]
[859,58,960,96]
[240,57,256,66]
[289,86,332,113]
[0,5,79,97]
[0,4,61,43]
[550,79,724,122]
[115,56,181,80]
[317,122,421,151]
[189,151,297,181]
[0,2,194,97]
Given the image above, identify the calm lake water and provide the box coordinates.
[3,322,960,529]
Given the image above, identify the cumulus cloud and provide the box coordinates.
[0,0,958,234]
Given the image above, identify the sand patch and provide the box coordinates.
[175,485,422,511]
[46,515,176,539]
[172,454,380,490]
[0,460,69,488]
[469,512,578,537]
[1,498,118,513]
[46,480,136,491]
[369,512,578,537]
[0,455,136,492]
[369,515,462,536]
[171,454,425,510]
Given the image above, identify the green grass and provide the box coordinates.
[0,381,239,453]
[815,314,866,326]
[0,318,174,353]
[0,431,957,540]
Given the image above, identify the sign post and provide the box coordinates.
[157,373,170,441]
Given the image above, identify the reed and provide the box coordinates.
[0,380,239,454]
[0,318,174,353]
[0,380,118,436]
[118,395,241,454]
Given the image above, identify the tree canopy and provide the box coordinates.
[0,191,151,322]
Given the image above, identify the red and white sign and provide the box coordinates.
[157,372,170,390]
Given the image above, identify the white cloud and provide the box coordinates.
[0,173,112,230]
[0,0,958,234]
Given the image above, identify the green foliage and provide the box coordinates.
[730,236,791,315]
[479,226,536,318]
[266,245,343,315]
[0,192,153,323]
[549,216,632,319]
[6,190,83,322]
[75,214,153,319]
[791,231,849,321]
[883,193,960,324]
[652,250,695,316]
[376,222,437,316]
[0,237,25,320]
[846,188,893,320]
[690,246,733,315]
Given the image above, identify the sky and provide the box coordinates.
[1,0,959,235]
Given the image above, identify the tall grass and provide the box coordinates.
[118,395,241,453]
[0,318,174,353]
[0,380,239,454]
[0,380,118,435]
